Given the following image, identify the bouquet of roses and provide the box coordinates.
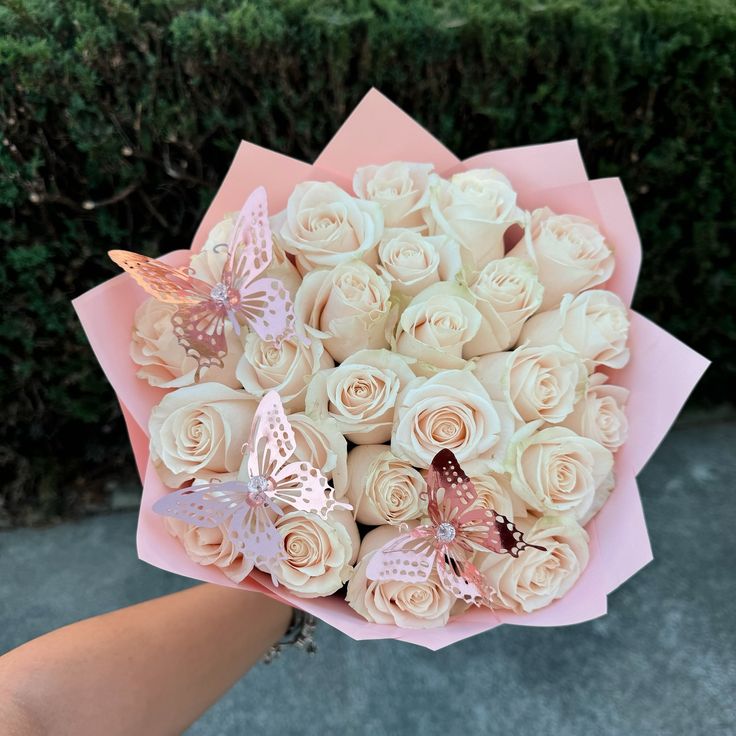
[74,91,708,648]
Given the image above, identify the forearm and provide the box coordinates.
[0,584,292,736]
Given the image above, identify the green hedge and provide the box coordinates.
[1,0,734,524]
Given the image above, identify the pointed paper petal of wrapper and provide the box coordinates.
[314,89,460,182]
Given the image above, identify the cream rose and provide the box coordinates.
[346,525,455,628]
[273,181,383,273]
[463,257,544,356]
[378,230,462,297]
[306,349,415,444]
[478,515,590,613]
[508,207,614,310]
[469,472,528,520]
[288,412,348,499]
[131,298,242,389]
[426,169,522,270]
[519,290,630,370]
[474,345,586,424]
[164,515,251,584]
[235,333,333,413]
[561,373,629,451]
[391,369,514,473]
[353,161,433,230]
[295,260,393,363]
[395,282,482,375]
[149,383,257,487]
[346,445,427,525]
[505,424,614,521]
[273,508,359,597]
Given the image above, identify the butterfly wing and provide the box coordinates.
[456,505,546,557]
[225,187,272,291]
[365,532,436,584]
[152,484,243,527]
[435,553,494,607]
[244,390,297,483]
[171,302,228,380]
[236,276,296,346]
[426,448,479,526]
[270,460,350,519]
[227,503,284,583]
[108,250,212,304]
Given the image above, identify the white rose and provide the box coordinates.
[519,290,631,371]
[468,472,528,520]
[478,515,590,613]
[287,412,348,499]
[505,424,614,522]
[164,515,251,584]
[508,207,614,310]
[235,333,333,413]
[353,161,433,230]
[273,508,359,598]
[305,349,415,444]
[273,181,383,273]
[561,372,629,451]
[131,298,242,388]
[378,230,462,297]
[391,369,514,473]
[295,260,394,363]
[346,525,455,628]
[395,282,482,375]
[346,445,427,525]
[474,345,586,424]
[462,257,544,356]
[426,169,522,270]
[149,383,257,487]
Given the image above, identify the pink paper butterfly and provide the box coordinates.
[109,186,296,381]
[366,449,545,607]
[153,391,350,585]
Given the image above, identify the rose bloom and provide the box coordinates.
[346,445,427,525]
[131,298,242,389]
[346,525,455,628]
[391,369,514,474]
[474,344,587,425]
[561,372,629,451]
[295,260,393,363]
[508,207,614,310]
[288,412,348,499]
[273,508,359,598]
[235,332,333,413]
[426,168,522,270]
[378,230,462,297]
[463,256,544,356]
[305,349,415,444]
[469,471,528,520]
[149,383,257,487]
[195,214,302,298]
[273,180,383,273]
[395,282,482,375]
[164,514,252,584]
[505,424,614,522]
[519,289,630,371]
[353,161,433,230]
[478,516,590,613]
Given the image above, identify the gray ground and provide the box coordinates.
[2,420,735,736]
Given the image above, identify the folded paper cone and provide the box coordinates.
[73,89,709,649]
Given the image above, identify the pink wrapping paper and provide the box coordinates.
[73,89,709,649]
